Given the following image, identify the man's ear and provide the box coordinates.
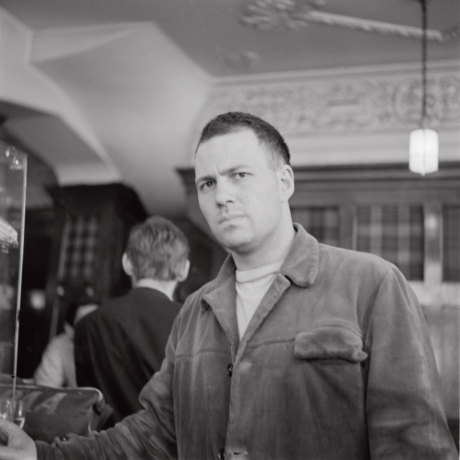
[177,260,190,282]
[278,165,295,202]
[122,253,134,277]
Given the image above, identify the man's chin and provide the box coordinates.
[216,233,249,253]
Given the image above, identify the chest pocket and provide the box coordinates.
[294,325,367,363]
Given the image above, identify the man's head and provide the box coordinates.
[196,112,290,170]
[123,216,189,283]
[195,113,295,268]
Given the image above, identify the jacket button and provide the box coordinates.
[227,363,233,377]
[218,447,225,460]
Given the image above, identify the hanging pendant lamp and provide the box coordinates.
[409,0,438,176]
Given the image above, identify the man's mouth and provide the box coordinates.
[218,215,243,225]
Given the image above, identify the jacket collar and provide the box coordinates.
[280,223,319,288]
[134,279,174,300]
[200,256,236,312]
[200,223,319,311]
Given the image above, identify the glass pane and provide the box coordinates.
[0,142,27,396]
[292,207,339,247]
[356,205,424,280]
[443,205,460,282]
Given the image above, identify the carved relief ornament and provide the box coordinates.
[241,0,459,43]
[199,66,460,136]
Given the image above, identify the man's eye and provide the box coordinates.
[235,172,248,179]
[201,181,214,190]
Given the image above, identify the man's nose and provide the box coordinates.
[214,180,234,206]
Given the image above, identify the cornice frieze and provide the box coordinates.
[198,64,460,136]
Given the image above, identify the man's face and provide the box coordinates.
[195,130,290,256]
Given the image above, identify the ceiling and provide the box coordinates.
[0,0,459,215]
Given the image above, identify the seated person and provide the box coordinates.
[33,303,98,388]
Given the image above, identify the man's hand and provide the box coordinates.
[0,419,37,460]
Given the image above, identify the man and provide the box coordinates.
[74,215,190,426]
[0,112,456,459]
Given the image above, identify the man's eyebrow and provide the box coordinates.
[195,165,249,185]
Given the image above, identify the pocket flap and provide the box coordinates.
[294,327,367,363]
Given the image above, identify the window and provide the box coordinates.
[292,206,339,247]
[443,205,460,282]
[59,214,99,282]
[356,205,424,280]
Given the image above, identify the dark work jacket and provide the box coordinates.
[74,287,181,424]
[38,225,457,459]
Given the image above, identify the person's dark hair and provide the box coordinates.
[196,112,290,167]
[125,216,189,281]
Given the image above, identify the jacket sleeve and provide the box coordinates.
[37,318,180,460]
[363,267,457,459]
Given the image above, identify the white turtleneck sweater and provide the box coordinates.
[235,260,284,339]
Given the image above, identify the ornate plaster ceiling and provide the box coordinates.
[0,0,458,215]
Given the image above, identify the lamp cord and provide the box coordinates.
[421,0,427,127]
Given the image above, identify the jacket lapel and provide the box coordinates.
[202,258,240,354]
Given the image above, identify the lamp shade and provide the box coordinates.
[409,128,439,175]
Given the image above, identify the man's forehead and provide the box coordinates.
[196,132,278,177]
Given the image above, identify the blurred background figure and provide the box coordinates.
[33,302,98,388]
[74,216,189,428]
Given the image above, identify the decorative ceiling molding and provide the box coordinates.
[197,63,460,138]
[241,0,459,43]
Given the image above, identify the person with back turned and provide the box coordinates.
[74,215,190,426]
[0,112,456,460]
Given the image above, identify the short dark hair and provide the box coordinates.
[196,112,290,167]
[125,216,189,281]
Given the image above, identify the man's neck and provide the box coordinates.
[134,278,177,300]
[232,220,296,271]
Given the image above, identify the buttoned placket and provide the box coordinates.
[219,273,292,460]
[202,274,239,460]
[201,227,319,460]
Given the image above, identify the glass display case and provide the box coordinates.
[0,141,27,405]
